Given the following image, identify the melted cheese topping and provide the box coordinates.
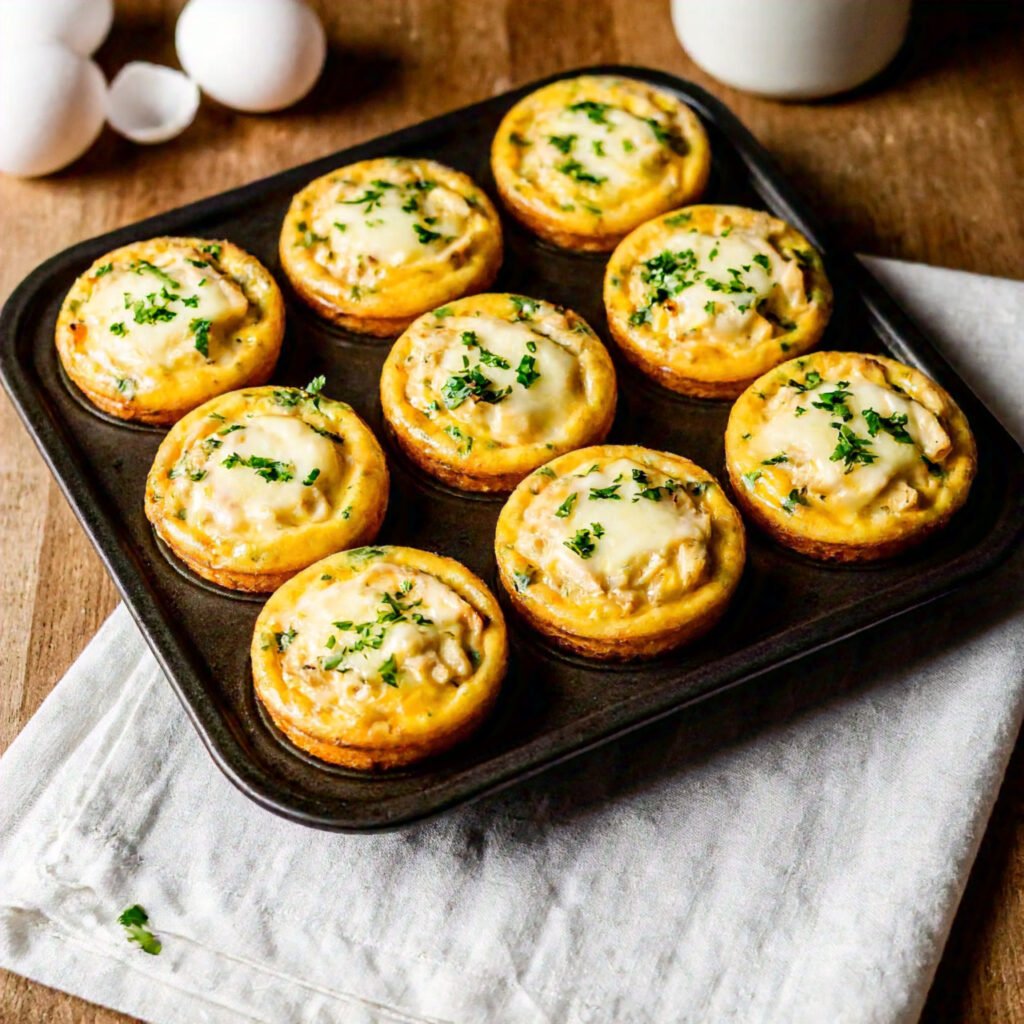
[625,227,809,356]
[518,102,673,205]
[744,370,952,517]
[274,563,484,717]
[514,458,712,612]
[78,247,250,381]
[403,312,582,446]
[306,177,474,288]
[174,414,341,537]
[498,76,706,232]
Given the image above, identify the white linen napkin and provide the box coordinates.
[1,257,1022,1024]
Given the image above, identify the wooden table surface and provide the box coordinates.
[2,1,1022,1020]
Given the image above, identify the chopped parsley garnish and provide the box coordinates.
[130,259,180,289]
[297,226,328,248]
[342,187,386,212]
[568,100,611,125]
[271,377,325,409]
[434,305,454,318]
[829,425,877,472]
[588,484,621,500]
[201,243,222,259]
[222,453,295,482]
[95,262,113,277]
[379,654,399,688]
[509,132,531,146]
[704,300,716,316]
[115,376,135,395]
[110,322,128,336]
[515,354,540,388]
[752,254,771,271]
[190,317,212,358]
[782,489,810,514]
[645,118,688,154]
[548,133,576,154]
[441,363,511,408]
[788,370,822,392]
[741,470,762,488]
[512,570,533,592]
[761,453,789,465]
[118,905,161,956]
[478,348,510,369]
[444,424,473,454]
[634,483,669,501]
[863,408,914,444]
[535,466,556,478]
[663,211,692,227]
[274,628,297,651]
[555,492,578,518]
[302,468,321,486]
[564,526,599,559]
[413,223,442,244]
[510,295,539,320]
[811,386,853,421]
[127,291,177,326]
[322,586,432,679]
[556,158,606,185]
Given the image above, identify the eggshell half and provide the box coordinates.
[107,62,200,144]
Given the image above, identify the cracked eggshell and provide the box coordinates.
[175,0,326,113]
[0,0,114,56]
[107,62,200,144]
[0,41,107,177]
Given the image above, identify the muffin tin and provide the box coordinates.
[2,65,1022,831]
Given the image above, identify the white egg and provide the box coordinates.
[0,0,113,57]
[0,41,107,177]
[107,62,200,144]
[175,0,326,114]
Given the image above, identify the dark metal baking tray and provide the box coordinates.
[3,65,1022,831]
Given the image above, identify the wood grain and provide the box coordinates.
[1,1,1022,1021]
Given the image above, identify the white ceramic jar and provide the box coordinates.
[671,0,912,101]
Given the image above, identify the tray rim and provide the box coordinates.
[3,63,1023,831]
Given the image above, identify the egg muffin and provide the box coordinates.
[605,205,833,398]
[495,445,746,659]
[380,293,617,492]
[252,545,507,769]
[725,352,977,562]
[491,75,710,251]
[55,237,284,425]
[145,379,389,592]
[279,157,503,336]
